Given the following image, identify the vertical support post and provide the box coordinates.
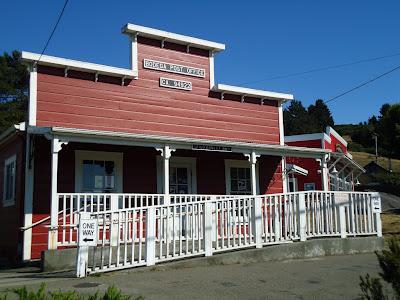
[48,138,67,250]
[76,212,89,278]
[146,207,156,266]
[23,133,34,261]
[321,154,329,191]
[338,205,347,238]
[372,193,382,237]
[110,194,119,247]
[246,151,260,196]
[274,197,281,242]
[298,193,307,241]
[204,200,213,256]
[157,146,175,205]
[252,196,262,248]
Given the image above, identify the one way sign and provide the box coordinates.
[78,217,98,247]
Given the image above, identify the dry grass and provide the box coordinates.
[381,212,400,237]
[350,151,400,173]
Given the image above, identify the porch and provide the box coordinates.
[22,126,332,261]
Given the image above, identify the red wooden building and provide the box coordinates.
[285,126,365,192]
[0,24,330,264]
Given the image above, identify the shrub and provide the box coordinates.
[359,238,400,299]
[0,284,142,300]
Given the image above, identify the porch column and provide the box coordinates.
[157,145,175,205]
[48,138,68,250]
[246,151,260,195]
[321,154,329,191]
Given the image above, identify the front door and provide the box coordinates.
[169,165,192,194]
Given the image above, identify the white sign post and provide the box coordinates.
[76,213,98,277]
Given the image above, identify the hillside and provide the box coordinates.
[350,151,400,173]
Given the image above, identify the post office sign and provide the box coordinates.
[192,144,232,152]
[144,59,205,78]
[160,77,192,91]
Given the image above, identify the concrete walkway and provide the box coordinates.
[0,254,380,299]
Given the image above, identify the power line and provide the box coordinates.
[325,64,400,104]
[239,52,400,85]
[34,0,70,65]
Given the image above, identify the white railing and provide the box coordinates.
[71,191,382,277]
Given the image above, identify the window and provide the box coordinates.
[3,155,16,207]
[304,183,315,191]
[157,157,197,194]
[225,159,258,195]
[75,151,123,193]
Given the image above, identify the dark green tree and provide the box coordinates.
[0,50,28,132]
[307,99,334,133]
[283,100,314,135]
[376,103,400,159]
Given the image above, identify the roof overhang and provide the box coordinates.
[122,23,225,52]
[330,152,365,173]
[21,52,137,79]
[0,122,25,145]
[212,84,294,102]
[28,126,330,158]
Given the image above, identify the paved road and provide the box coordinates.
[0,254,381,299]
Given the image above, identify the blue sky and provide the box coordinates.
[1,1,399,124]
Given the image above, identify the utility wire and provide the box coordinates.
[325,64,400,104]
[239,52,400,85]
[34,0,70,65]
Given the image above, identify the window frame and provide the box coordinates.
[304,182,316,191]
[156,156,197,194]
[3,155,17,207]
[224,159,259,195]
[75,150,123,193]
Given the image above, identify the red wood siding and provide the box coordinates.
[35,37,280,145]
[0,135,24,264]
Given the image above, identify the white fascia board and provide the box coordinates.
[212,84,294,102]
[21,52,137,78]
[28,126,330,158]
[326,126,348,147]
[285,133,331,144]
[122,23,225,52]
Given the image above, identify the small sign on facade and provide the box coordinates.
[372,195,381,213]
[192,144,232,152]
[160,77,192,91]
[144,59,205,78]
[78,218,98,247]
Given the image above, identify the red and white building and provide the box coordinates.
[0,23,353,264]
[285,126,365,193]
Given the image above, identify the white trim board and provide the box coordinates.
[326,126,348,147]
[285,133,332,144]
[122,23,225,52]
[21,52,137,78]
[212,84,293,102]
[31,126,330,158]
[74,150,123,193]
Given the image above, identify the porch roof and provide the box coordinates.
[29,126,330,158]
[329,152,365,174]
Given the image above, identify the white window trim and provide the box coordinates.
[74,150,123,193]
[224,159,259,195]
[3,154,16,207]
[157,156,197,194]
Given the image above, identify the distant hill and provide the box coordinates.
[350,151,400,173]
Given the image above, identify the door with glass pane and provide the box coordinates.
[169,165,192,194]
